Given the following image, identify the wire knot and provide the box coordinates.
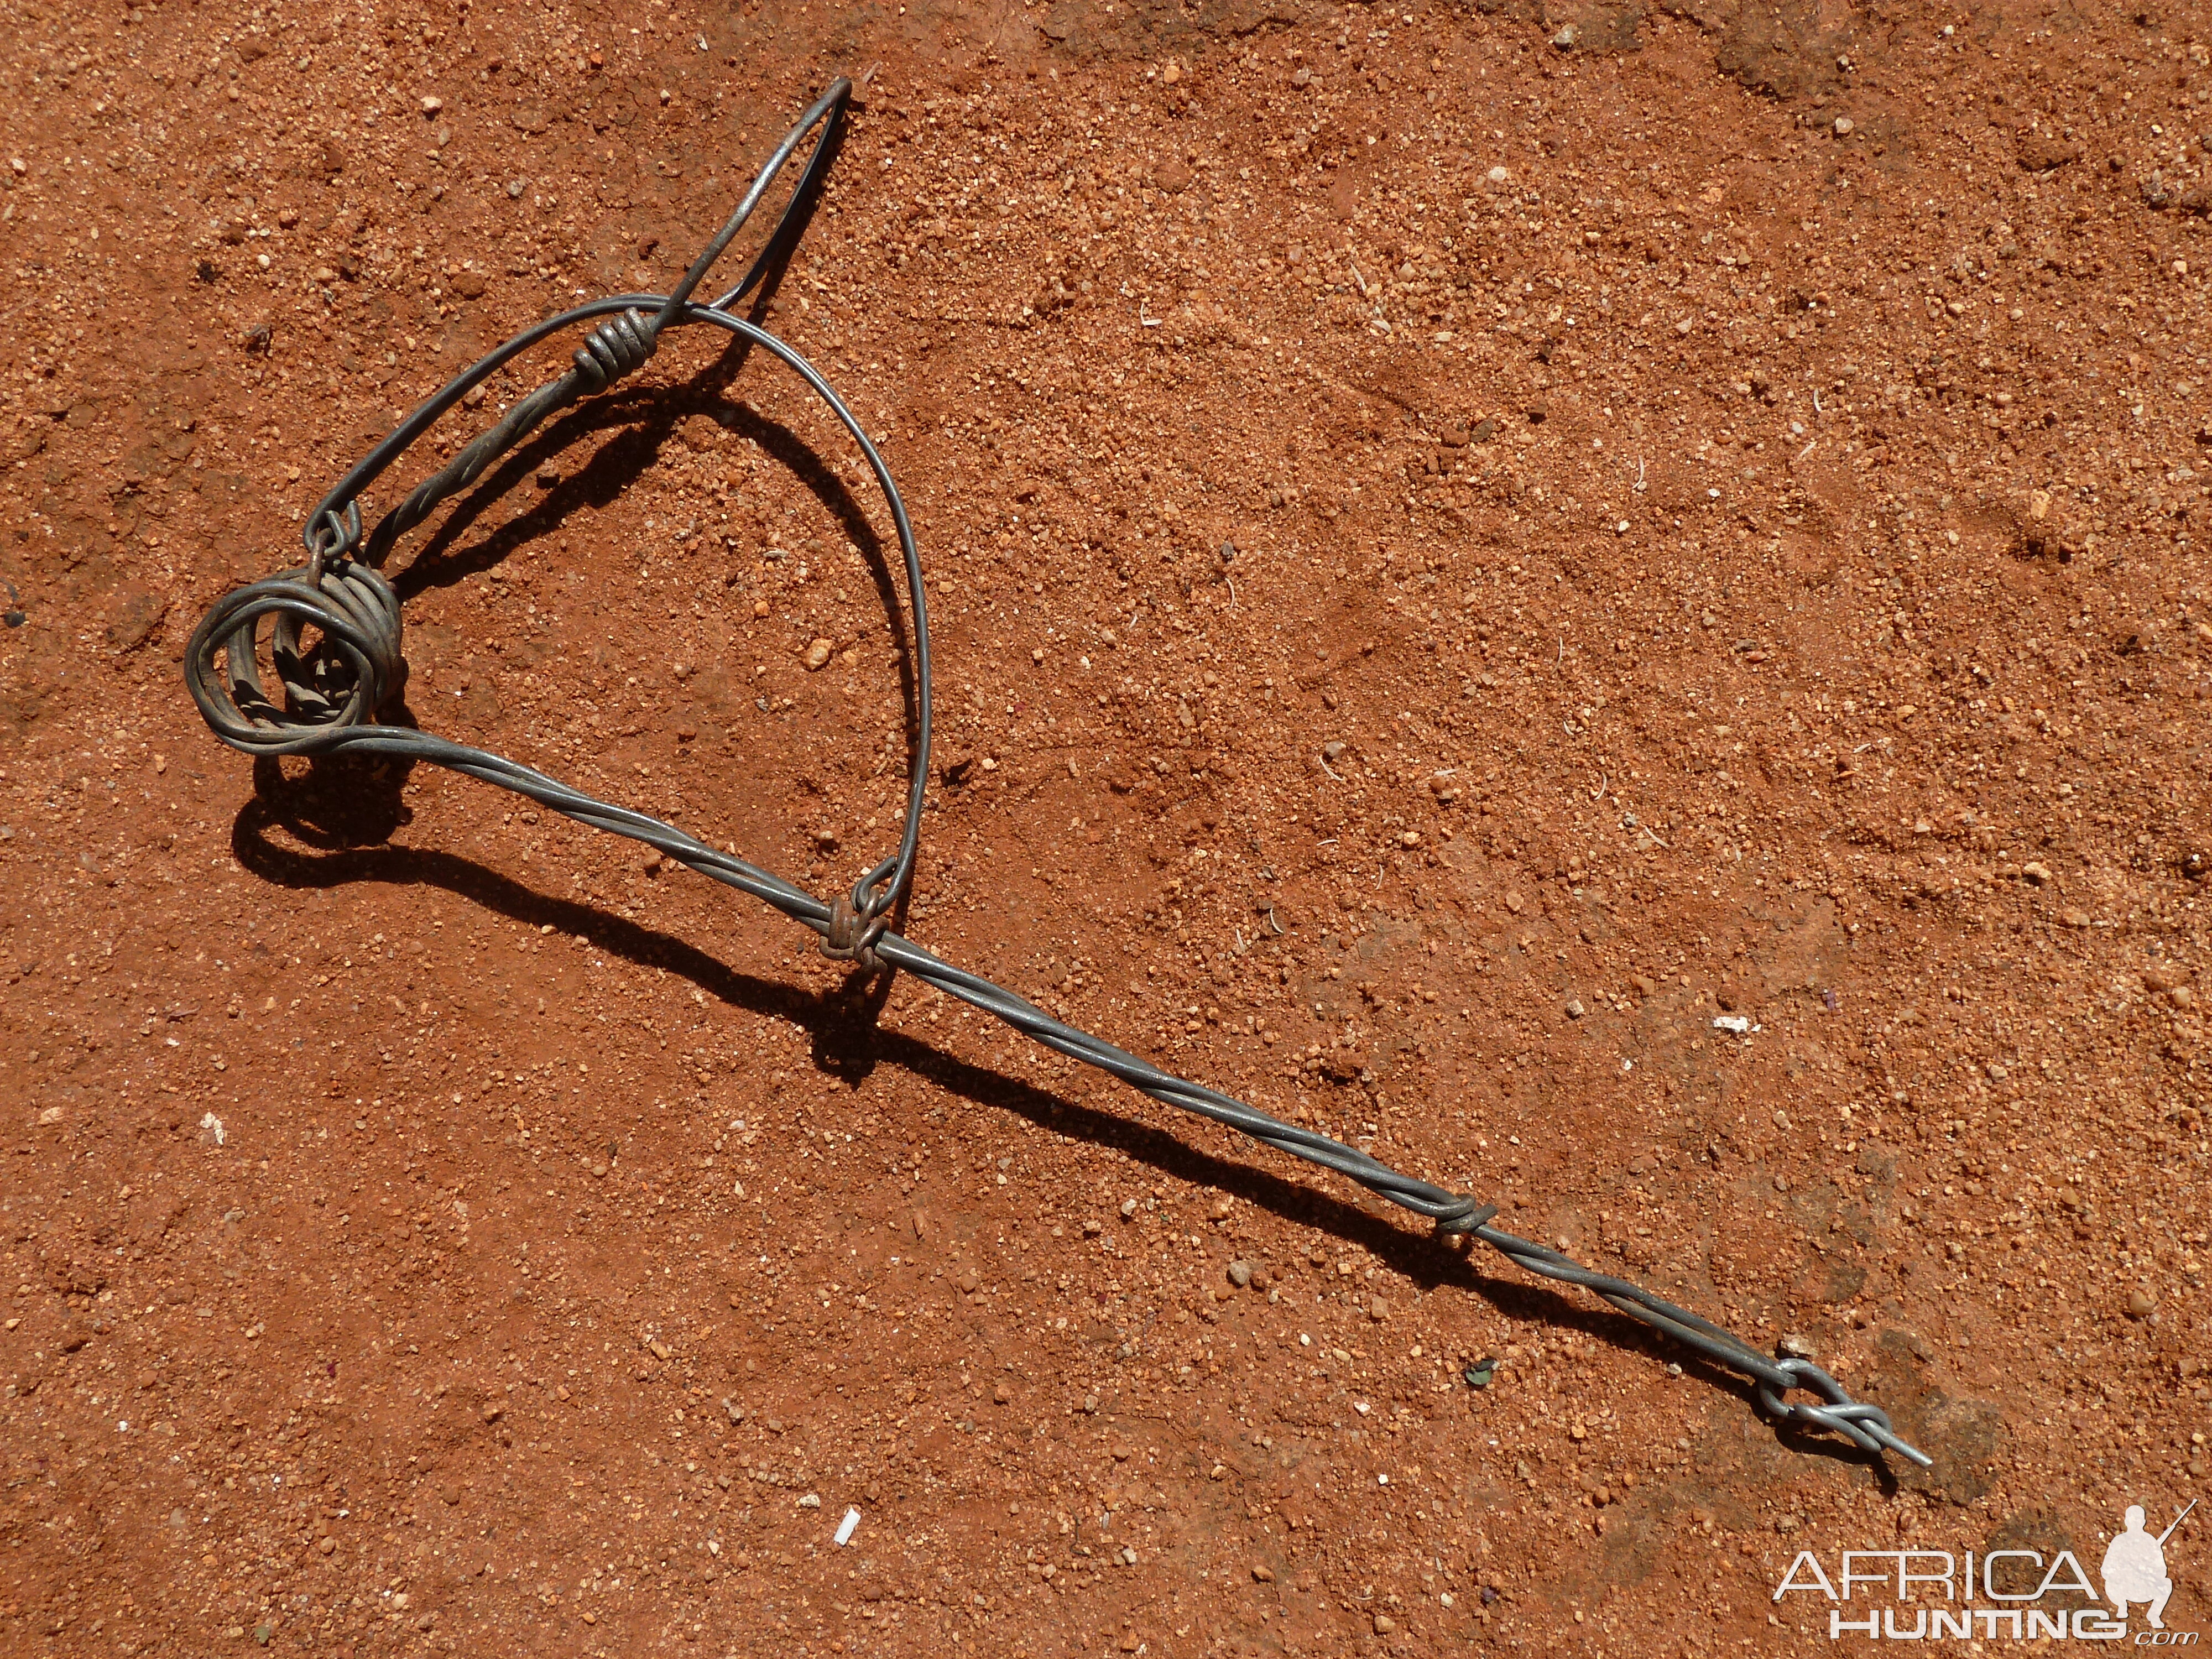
[1756,1359,1932,1467]
[820,891,887,974]
[571,307,658,395]
[1431,1197,1499,1238]
[184,554,406,757]
[306,501,363,582]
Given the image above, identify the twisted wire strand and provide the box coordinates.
[181,80,1931,1472]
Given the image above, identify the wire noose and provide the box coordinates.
[181,78,1931,1473]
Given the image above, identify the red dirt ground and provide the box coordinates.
[3,0,2209,1654]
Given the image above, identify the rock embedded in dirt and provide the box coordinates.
[1226,1260,1253,1290]
[802,639,833,671]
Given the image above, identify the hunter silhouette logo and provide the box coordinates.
[1773,1496,2198,1642]
[2106,1502,2194,1632]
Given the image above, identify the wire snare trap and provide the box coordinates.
[184,81,1928,1470]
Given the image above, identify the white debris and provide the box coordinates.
[1712,1016,1751,1036]
[797,1492,822,1509]
[834,1507,862,1547]
[199,1112,226,1146]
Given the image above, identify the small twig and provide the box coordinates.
[1590,771,1607,802]
[1266,906,1286,937]
[1796,439,1818,464]
[1812,388,1824,415]
[1635,456,1646,492]
[1225,574,1239,612]
[1319,758,1344,782]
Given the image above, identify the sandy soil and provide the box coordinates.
[2,0,2209,1653]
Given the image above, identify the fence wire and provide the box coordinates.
[183,79,1929,1470]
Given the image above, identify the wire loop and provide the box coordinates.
[1759,1361,1933,1467]
[184,557,405,757]
[178,78,1930,1473]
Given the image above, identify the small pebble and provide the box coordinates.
[2126,1288,2156,1319]
[1777,1332,1818,1360]
[1564,999,1585,1020]
[421,95,444,116]
[1373,1614,1397,1635]
[1833,116,1854,135]
[802,639,833,671]
[1227,1260,1253,1290]
[1251,1563,1275,1583]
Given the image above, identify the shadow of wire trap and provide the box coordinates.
[226,801,1902,1481]
[185,79,1922,1478]
[382,367,920,750]
[249,750,419,849]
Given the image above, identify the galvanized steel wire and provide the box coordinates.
[182,80,1929,1470]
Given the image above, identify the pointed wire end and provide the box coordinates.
[1874,1426,1936,1470]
